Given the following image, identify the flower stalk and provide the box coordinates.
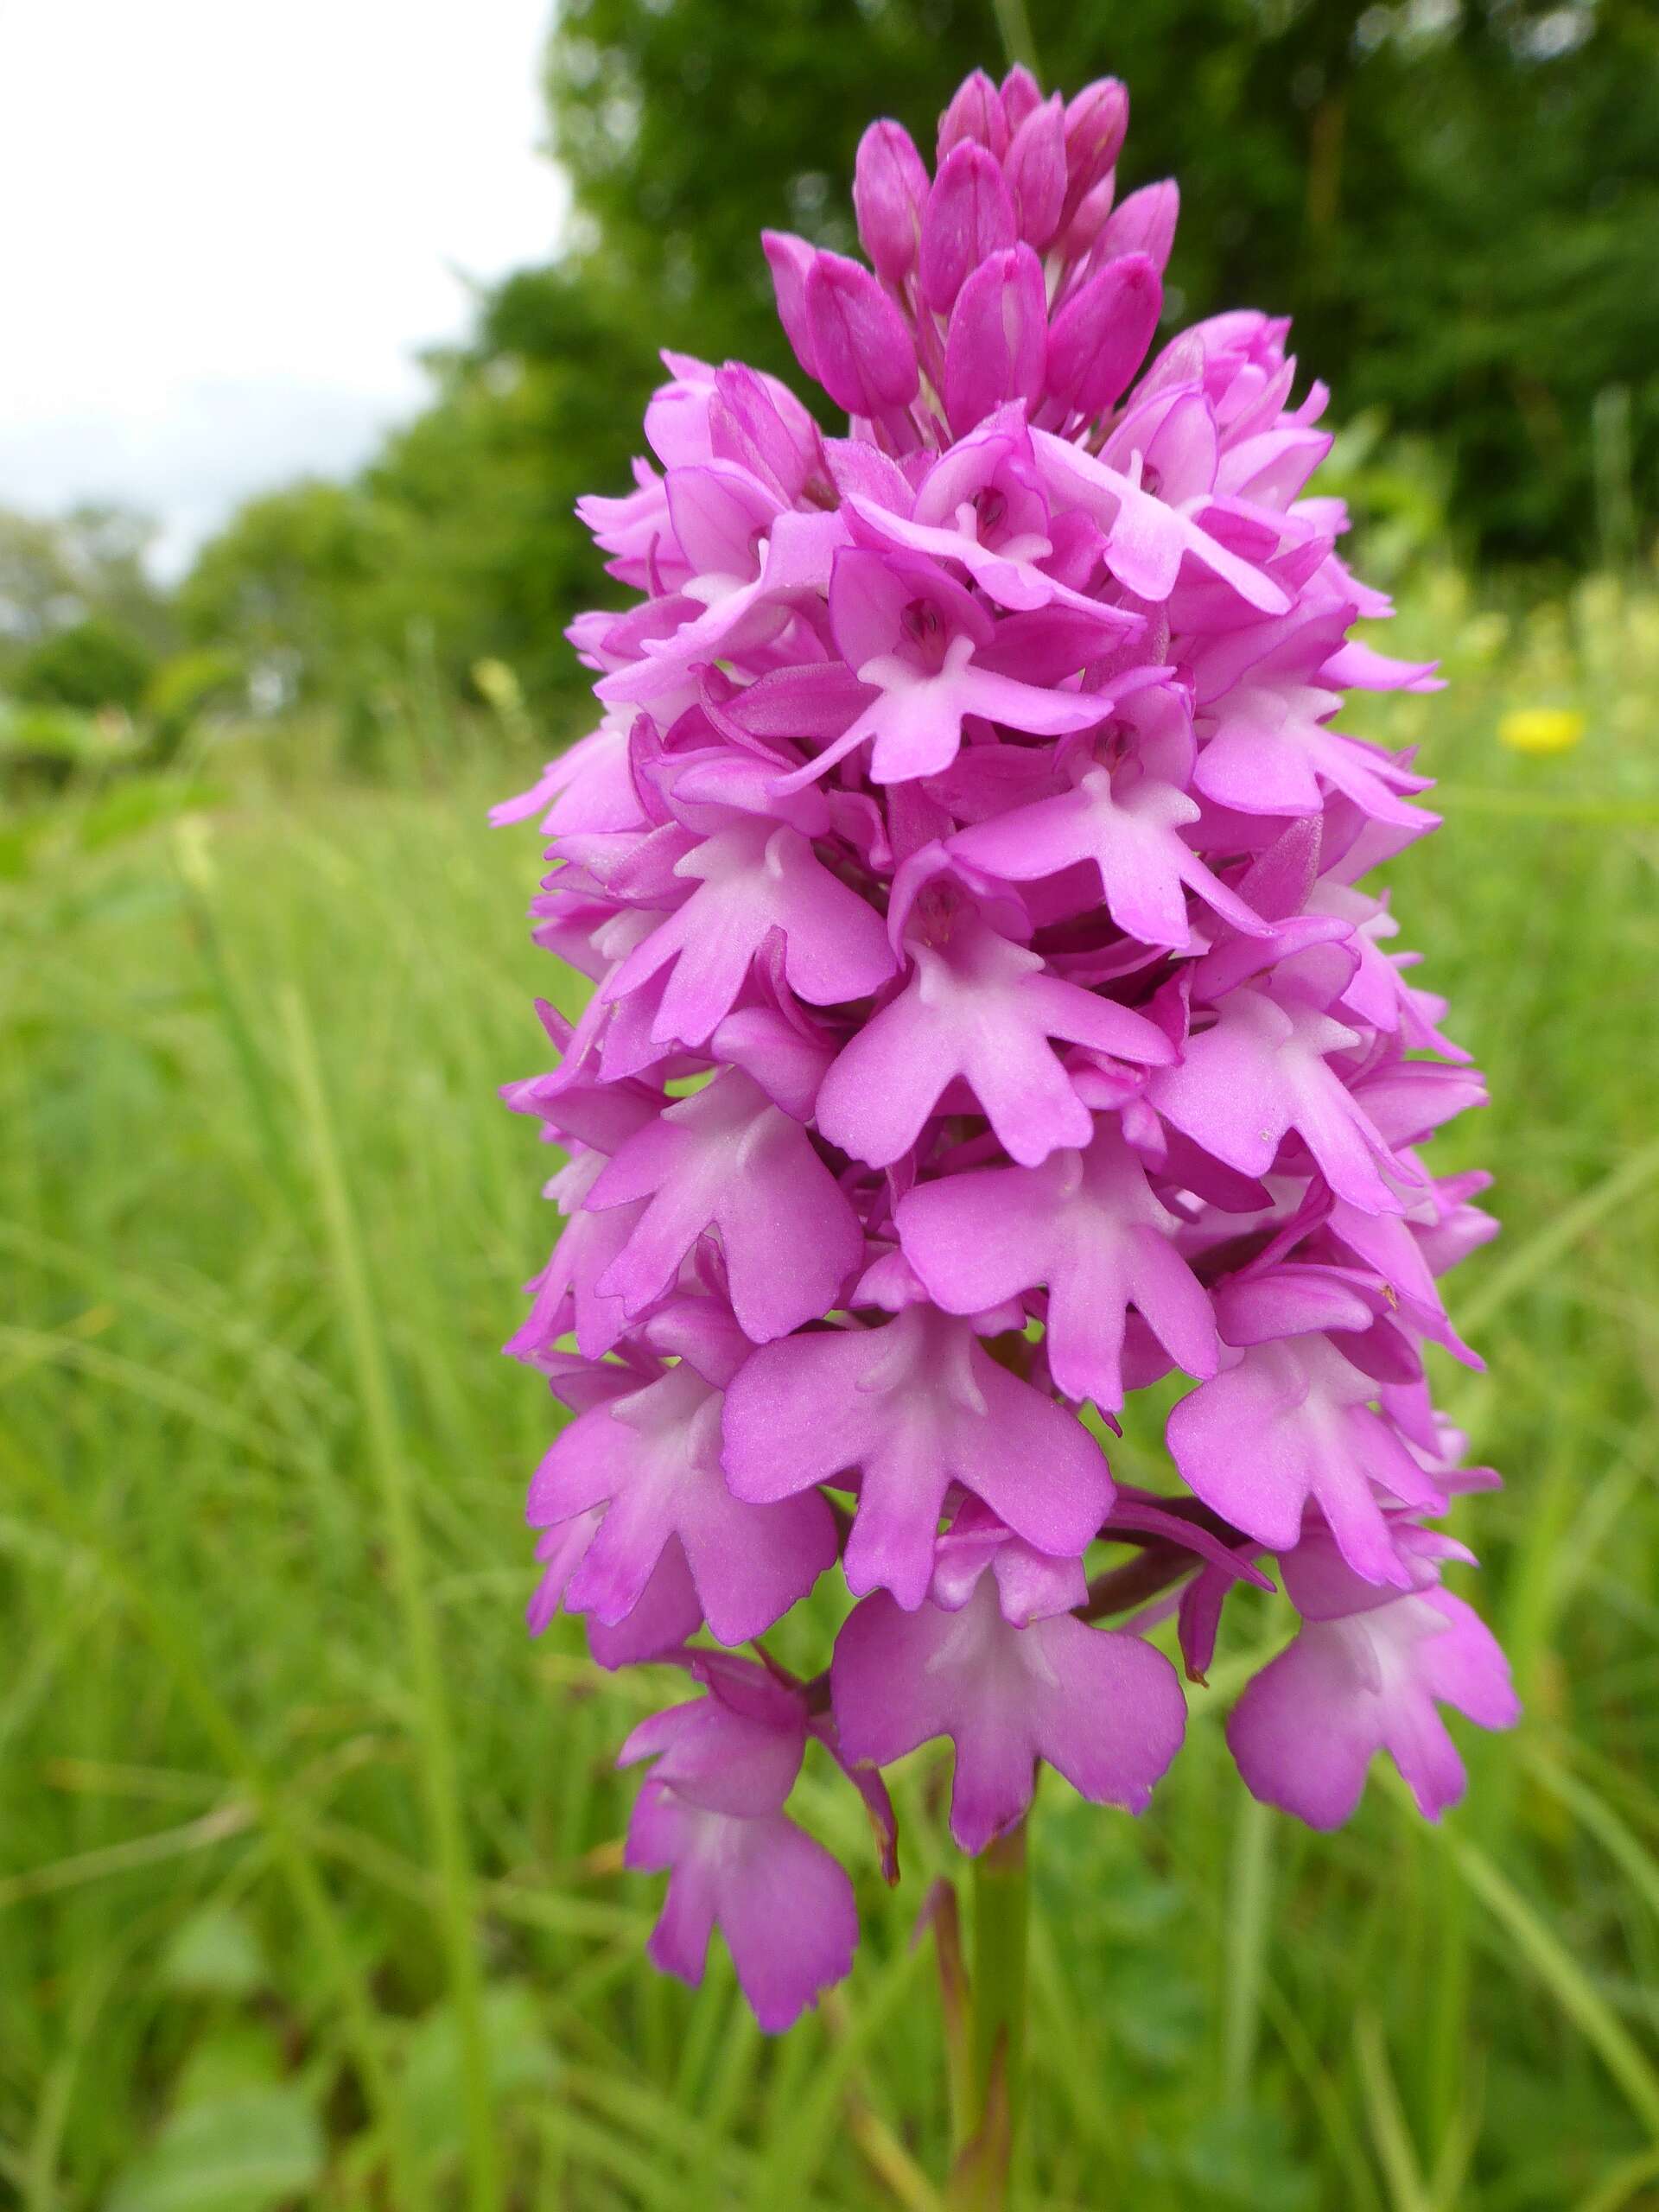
[968,1817,1029,2197]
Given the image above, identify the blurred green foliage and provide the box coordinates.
[0,504,214,784]
[159,0,1658,720]
[0,503,171,663]
[11,617,155,716]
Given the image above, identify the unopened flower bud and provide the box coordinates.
[1062,77,1129,226]
[944,243,1048,436]
[761,229,819,378]
[937,67,1008,162]
[1094,180,1180,276]
[920,142,1017,315]
[1046,251,1164,422]
[854,119,931,287]
[1004,93,1067,251]
[805,251,920,417]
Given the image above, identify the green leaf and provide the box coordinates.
[174,2024,286,2110]
[1138,2108,1319,2209]
[159,1905,266,2000]
[104,2088,323,2212]
[401,1980,557,2163]
[76,780,224,855]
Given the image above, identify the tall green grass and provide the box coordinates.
[3,572,1656,2209]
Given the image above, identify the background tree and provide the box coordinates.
[1,502,171,688]
[181,0,1658,715]
[10,617,154,715]
[547,0,1658,560]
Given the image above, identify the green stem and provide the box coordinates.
[1222,1794,1273,2107]
[972,1819,1029,2180]
[924,1881,976,2160]
[988,0,1039,76]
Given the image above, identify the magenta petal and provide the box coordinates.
[896,1125,1216,1412]
[817,906,1170,1170]
[531,1363,836,1643]
[589,1071,863,1343]
[619,1662,804,1815]
[1149,984,1412,1216]
[715,1810,860,2029]
[588,1538,702,1669]
[1166,1333,1444,1586]
[721,1304,1113,1611]
[627,1784,858,2031]
[1228,1588,1516,1829]
[832,1580,1185,1853]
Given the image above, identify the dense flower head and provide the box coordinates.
[498,63,1516,2032]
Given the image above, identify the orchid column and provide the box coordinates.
[497,56,1516,2172]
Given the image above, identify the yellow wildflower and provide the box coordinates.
[1497,707,1586,756]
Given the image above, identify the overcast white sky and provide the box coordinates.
[0,0,568,574]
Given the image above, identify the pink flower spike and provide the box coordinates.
[502,67,1509,2018]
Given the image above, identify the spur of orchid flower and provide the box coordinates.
[497,60,1516,2035]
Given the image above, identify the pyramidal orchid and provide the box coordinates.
[496,60,1516,2125]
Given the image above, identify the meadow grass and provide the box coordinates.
[2,570,1657,2209]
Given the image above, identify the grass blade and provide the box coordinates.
[280,984,500,2212]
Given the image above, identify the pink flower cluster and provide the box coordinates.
[498,64,1517,2032]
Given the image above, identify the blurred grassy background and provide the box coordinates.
[2,562,1656,2209]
